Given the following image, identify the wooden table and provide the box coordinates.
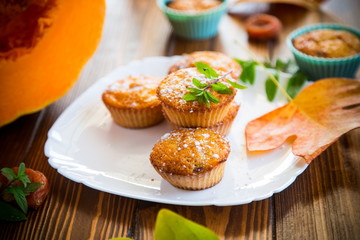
[1,0,359,239]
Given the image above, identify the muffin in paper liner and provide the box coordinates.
[157,67,237,128]
[153,161,226,190]
[157,0,228,40]
[164,101,240,136]
[104,105,164,128]
[150,128,230,190]
[287,23,360,80]
[102,75,164,128]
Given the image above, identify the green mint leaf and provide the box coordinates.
[239,61,256,85]
[211,82,233,95]
[18,163,25,176]
[155,209,219,240]
[206,91,220,103]
[1,168,16,182]
[0,201,27,222]
[19,182,43,196]
[183,93,198,102]
[227,80,247,89]
[203,92,210,107]
[275,59,287,70]
[192,78,207,88]
[187,88,203,96]
[8,186,28,214]
[195,62,219,79]
[265,72,279,102]
[20,175,31,188]
[286,70,307,98]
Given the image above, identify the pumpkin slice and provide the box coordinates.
[0,0,105,127]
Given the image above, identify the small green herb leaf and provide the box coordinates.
[192,78,207,88]
[8,186,28,214]
[275,59,287,70]
[0,201,27,222]
[265,72,279,102]
[19,182,43,196]
[227,80,247,89]
[212,82,233,95]
[286,70,307,98]
[195,62,219,79]
[203,92,210,107]
[1,168,16,182]
[155,209,219,240]
[183,93,199,101]
[207,91,220,103]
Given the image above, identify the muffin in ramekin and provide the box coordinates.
[157,67,237,128]
[287,23,360,80]
[168,51,241,79]
[102,75,164,128]
[164,101,240,136]
[150,128,230,190]
[157,0,228,40]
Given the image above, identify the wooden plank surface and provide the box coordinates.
[0,0,359,239]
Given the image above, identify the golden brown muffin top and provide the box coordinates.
[167,0,222,11]
[293,29,360,58]
[150,128,230,176]
[102,75,161,109]
[157,67,236,112]
[169,51,242,79]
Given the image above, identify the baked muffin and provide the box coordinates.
[102,75,164,128]
[169,51,242,79]
[150,128,230,190]
[293,29,360,58]
[167,0,222,11]
[164,101,240,136]
[157,67,237,128]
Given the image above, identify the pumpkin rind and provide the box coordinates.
[0,0,106,127]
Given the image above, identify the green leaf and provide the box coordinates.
[8,186,28,214]
[207,91,220,103]
[227,80,247,89]
[265,72,279,102]
[192,78,207,88]
[239,61,256,85]
[203,92,210,107]
[275,59,287,70]
[194,62,219,79]
[211,82,233,95]
[183,93,198,102]
[18,162,25,176]
[19,182,44,196]
[154,209,219,240]
[0,201,27,222]
[286,70,307,98]
[1,168,16,182]
[187,88,203,96]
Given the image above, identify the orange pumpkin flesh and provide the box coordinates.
[0,0,105,127]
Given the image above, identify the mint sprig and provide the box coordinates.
[235,58,307,102]
[0,163,43,221]
[183,62,247,107]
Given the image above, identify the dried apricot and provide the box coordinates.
[0,167,49,209]
[245,14,282,40]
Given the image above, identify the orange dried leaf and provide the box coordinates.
[245,78,360,163]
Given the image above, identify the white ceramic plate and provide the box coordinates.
[45,56,308,206]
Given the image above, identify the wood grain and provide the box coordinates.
[0,0,359,239]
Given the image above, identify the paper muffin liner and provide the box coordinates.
[161,101,233,128]
[104,104,164,128]
[287,23,360,80]
[164,103,240,136]
[154,162,226,190]
[157,0,228,40]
